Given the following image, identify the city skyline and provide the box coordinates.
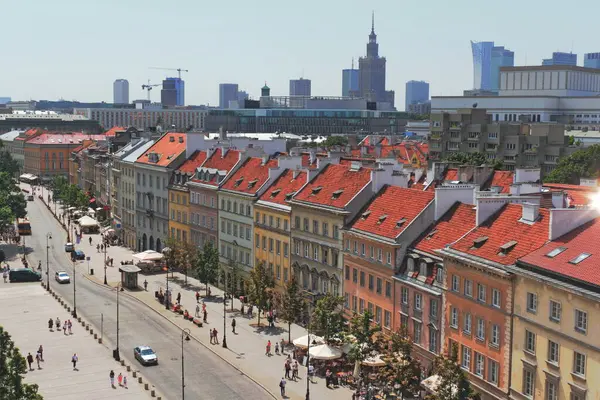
[2,0,598,110]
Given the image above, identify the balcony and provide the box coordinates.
[146,209,154,218]
[430,133,441,140]
[467,135,480,141]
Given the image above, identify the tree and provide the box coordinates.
[443,152,503,170]
[280,275,305,343]
[0,141,19,178]
[164,237,197,284]
[323,136,348,148]
[0,326,43,399]
[568,135,575,145]
[544,144,600,184]
[0,172,26,235]
[427,343,476,400]
[376,327,422,398]
[247,262,275,326]
[346,312,381,377]
[195,241,219,297]
[309,293,345,344]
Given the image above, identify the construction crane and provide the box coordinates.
[149,67,189,79]
[141,79,161,101]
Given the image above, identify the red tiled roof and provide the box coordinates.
[519,218,600,286]
[221,157,278,195]
[24,128,41,136]
[258,169,307,206]
[136,132,186,167]
[293,163,371,208]
[25,133,106,145]
[190,148,241,186]
[443,168,458,182]
[450,204,550,265]
[490,171,514,193]
[414,203,476,254]
[543,183,594,206]
[301,153,320,169]
[104,126,125,137]
[177,150,207,174]
[351,186,435,239]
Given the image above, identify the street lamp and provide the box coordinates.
[72,259,77,318]
[222,272,227,349]
[114,282,122,361]
[165,265,170,310]
[45,233,52,291]
[181,328,191,400]
[306,334,317,400]
[103,242,108,285]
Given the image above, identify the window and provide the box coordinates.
[401,287,408,304]
[377,248,382,262]
[385,281,391,297]
[430,299,438,318]
[436,266,444,284]
[359,299,365,313]
[375,307,382,325]
[360,271,365,287]
[303,218,309,231]
[295,216,300,229]
[384,310,391,328]
[376,278,382,294]
[569,252,591,265]
[413,322,422,344]
[488,359,499,385]
[368,274,374,290]
[525,330,536,354]
[476,318,485,341]
[461,346,471,370]
[452,275,460,292]
[573,351,586,376]
[490,324,500,347]
[322,222,328,237]
[474,352,485,377]
[352,268,357,283]
[549,300,561,322]
[276,240,281,255]
[313,220,319,234]
[546,380,558,400]
[345,265,350,280]
[313,245,318,260]
[333,225,339,239]
[575,309,588,333]
[262,236,267,250]
[547,340,559,363]
[526,292,537,313]
[450,307,458,328]
[304,243,309,258]
[352,296,357,311]
[428,327,438,352]
[361,243,365,256]
[368,302,373,315]
[369,246,374,259]
[492,289,501,308]
[414,293,422,310]
[464,279,473,297]
[353,241,358,254]
[284,220,289,231]
[255,234,260,248]
[344,293,350,309]
[523,369,534,396]
[477,284,486,303]
[284,243,289,257]
[255,212,260,222]
[463,313,472,334]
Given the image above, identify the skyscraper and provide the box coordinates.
[357,13,394,106]
[405,81,429,111]
[471,41,514,91]
[113,79,129,104]
[161,78,185,106]
[219,83,239,109]
[342,59,359,97]
[584,53,600,69]
[289,78,311,96]
[542,52,577,66]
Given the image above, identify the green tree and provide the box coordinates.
[247,262,275,326]
[195,241,219,297]
[427,343,476,400]
[443,152,503,170]
[568,135,575,145]
[376,327,422,398]
[544,144,600,184]
[0,141,20,178]
[346,311,381,375]
[0,326,43,399]
[323,136,348,147]
[309,293,345,343]
[280,275,305,343]
[0,172,26,235]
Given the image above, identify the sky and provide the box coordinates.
[2,0,599,110]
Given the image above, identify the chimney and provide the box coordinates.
[434,185,476,220]
[374,144,382,158]
[309,149,316,165]
[551,191,565,208]
[219,126,227,140]
[549,208,600,240]
[458,165,474,183]
[476,197,508,226]
[261,154,269,166]
[473,166,493,185]
[521,202,540,223]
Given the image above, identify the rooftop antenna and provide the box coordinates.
[352,57,355,70]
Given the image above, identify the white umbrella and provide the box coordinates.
[132,250,164,262]
[78,215,98,227]
[308,344,343,360]
[362,354,386,367]
[292,334,324,349]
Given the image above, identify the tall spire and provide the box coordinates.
[371,10,375,34]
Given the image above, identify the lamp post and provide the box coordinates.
[103,242,108,285]
[45,233,52,291]
[114,282,122,361]
[72,259,77,318]
[306,334,316,400]
[181,328,191,400]
[222,272,227,349]
[165,266,170,310]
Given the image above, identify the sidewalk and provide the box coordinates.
[38,189,353,400]
[0,283,150,400]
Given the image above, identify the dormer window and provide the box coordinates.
[234,177,244,187]
[247,179,258,188]
[396,218,407,228]
[285,192,294,200]
[546,247,566,258]
[332,189,344,199]
[311,186,323,195]
[472,236,488,248]
[426,229,438,240]
[377,215,388,224]
[569,253,591,265]
[361,210,371,220]
[499,240,517,255]
[271,189,281,198]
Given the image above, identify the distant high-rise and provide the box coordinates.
[342,59,359,97]
[237,91,248,103]
[584,53,600,69]
[113,79,129,104]
[219,83,239,109]
[289,78,311,96]
[471,41,514,91]
[357,13,394,106]
[161,77,185,106]
[542,52,577,66]
[405,81,429,111]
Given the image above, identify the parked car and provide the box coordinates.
[55,271,70,284]
[71,250,85,261]
[9,268,42,283]
[26,195,34,201]
[134,346,158,366]
[64,243,74,252]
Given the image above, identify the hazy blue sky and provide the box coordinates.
[2,0,598,109]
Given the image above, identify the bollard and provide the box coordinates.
[77,317,82,323]
[132,371,137,378]
[94,333,97,339]
[90,329,94,334]
[150,389,156,397]
[144,383,149,390]
[120,360,125,366]
[138,377,143,384]
[86,325,90,331]
[127,365,131,372]
[98,338,102,344]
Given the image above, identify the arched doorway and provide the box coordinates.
[156,238,162,252]
[149,235,154,250]
[142,234,147,251]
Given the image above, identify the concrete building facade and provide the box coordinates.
[219,83,239,109]
[74,107,206,131]
[289,78,311,97]
[342,67,359,97]
[583,52,600,69]
[405,81,430,112]
[542,52,577,66]
[113,79,129,104]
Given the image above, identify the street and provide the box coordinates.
[23,195,271,400]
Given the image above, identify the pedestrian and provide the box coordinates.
[118,372,123,386]
[195,291,200,303]
[203,309,207,323]
[213,328,219,344]
[143,280,148,291]
[38,345,44,361]
[292,360,299,381]
[177,292,181,305]
[308,364,314,383]
[202,301,206,313]
[109,370,115,387]
[279,377,286,397]
[231,318,236,334]
[195,304,200,318]
[123,375,128,389]
[89,237,92,246]
[266,340,271,356]
[48,318,54,331]
[26,353,33,370]
[284,359,291,379]
[71,353,78,370]
[280,338,286,354]
[35,352,41,369]
[55,317,61,332]
[63,321,67,335]
[97,244,100,253]
[2,270,7,283]
[38,260,41,270]
[275,342,280,355]
[68,320,72,335]
[110,258,114,267]
[209,329,214,344]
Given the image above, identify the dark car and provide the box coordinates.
[71,250,85,261]
[9,268,42,283]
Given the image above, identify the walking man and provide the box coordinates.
[89,237,92,246]
[143,279,148,291]
[213,328,219,344]
[279,377,286,397]
[195,291,200,303]
[177,292,181,305]
[292,360,299,381]
[123,375,128,389]
[63,321,67,335]
[3,269,7,283]
[26,353,34,371]
[195,304,200,318]
[71,353,78,370]
[35,352,41,369]
[38,345,44,361]
[284,359,291,379]
[67,320,72,335]
[266,340,271,356]
[109,370,115,387]
[209,329,214,344]
[231,318,236,334]
[203,309,207,323]
[48,318,53,331]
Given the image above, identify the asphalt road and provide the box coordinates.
[23,197,271,400]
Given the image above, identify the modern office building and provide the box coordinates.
[405,81,430,111]
[584,52,600,69]
[407,101,431,116]
[237,91,249,103]
[0,97,10,105]
[357,14,394,106]
[542,52,577,66]
[74,106,206,131]
[342,66,359,97]
[289,78,311,97]
[113,79,129,104]
[219,83,239,109]
[0,111,101,134]
[161,77,185,106]
[471,41,514,92]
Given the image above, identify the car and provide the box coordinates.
[134,346,158,366]
[55,271,70,284]
[64,243,74,252]
[9,268,42,283]
[26,195,34,201]
[71,250,85,261]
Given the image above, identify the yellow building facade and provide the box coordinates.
[168,185,191,243]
